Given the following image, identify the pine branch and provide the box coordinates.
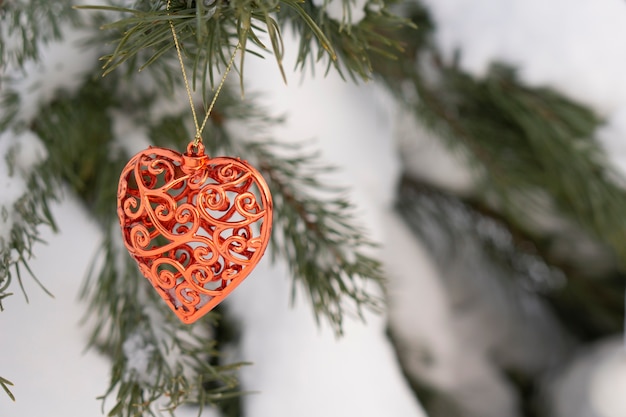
[150,91,385,334]
[0,134,59,310]
[0,132,59,402]
[0,91,19,131]
[23,76,247,416]
[76,0,321,82]
[252,141,385,333]
[6,61,384,411]
[2,0,398,409]
[0,0,77,70]
[0,0,79,311]
[280,0,411,81]
[83,234,245,417]
[374,4,626,265]
[77,0,408,88]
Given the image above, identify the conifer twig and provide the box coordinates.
[0,0,77,69]
[374,5,626,263]
[0,375,15,401]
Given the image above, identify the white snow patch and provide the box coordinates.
[382,210,522,417]
[122,331,157,383]
[311,0,367,25]
[0,129,48,244]
[111,111,152,157]
[0,195,110,416]
[419,0,626,183]
[382,211,458,389]
[421,0,626,116]
[175,405,222,417]
[590,344,626,417]
[9,21,100,124]
[547,337,624,417]
[10,130,47,172]
[232,30,427,417]
[228,258,427,417]
[394,105,475,194]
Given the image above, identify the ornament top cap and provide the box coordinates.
[182,141,208,173]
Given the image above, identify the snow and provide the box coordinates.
[547,337,626,417]
[122,331,157,383]
[590,343,626,417]
[5,0,626,416]
[419,0,626,179]
[421,0,626,115]
[597,108,626,180]
[383,211,525,417]
[382,188,574,417]
[382,212,459,389]
[228,258,426,417]
[9,24,100,125]
[111,111,152,157]
[1,19,427,417]
[226,30,426,417]
[0,129,47,245]
[0,195,110,416]
[394,106,475,195]
[411,2,626,415]
[311,0,367,25]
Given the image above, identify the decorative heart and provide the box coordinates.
[116,142,273,324]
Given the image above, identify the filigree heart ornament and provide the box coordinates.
[116,142,273,324]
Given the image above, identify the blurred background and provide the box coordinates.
[2,1,626,416]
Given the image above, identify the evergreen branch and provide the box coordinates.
[0,0,77,70]
[253,141,384,333]
[207,95,385,334]
[375,4,626,264]
[82,234,244,417]
[15,63,385,411]
[281,0,411,81]
[26,77,246,417]
[397,177,567,294]
[0,133,59,403]
[149,92,385,334]
[77,0,281,80]
[0,140,59,309]
[398,176,626,341]
[280,0,336,57]
[3,0,391,403]
[78,0,408,87]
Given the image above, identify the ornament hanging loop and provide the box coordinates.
[182,142,208,173]
[186,141,206,157]
[192,135,203,152]
[167,0,240,145]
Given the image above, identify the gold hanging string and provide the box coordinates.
[167,0,239,147]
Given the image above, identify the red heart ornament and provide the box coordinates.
[116,143,273,324]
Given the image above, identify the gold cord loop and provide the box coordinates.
[167,0,239,146]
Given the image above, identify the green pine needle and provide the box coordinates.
[0,376,15,402]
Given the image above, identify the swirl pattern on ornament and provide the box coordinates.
[116,146,272,323]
